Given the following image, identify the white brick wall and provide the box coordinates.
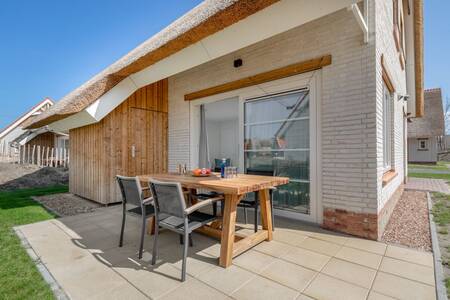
[168,3,404,219]
[375,0,408,211]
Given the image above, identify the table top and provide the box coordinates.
[138,172,289,195]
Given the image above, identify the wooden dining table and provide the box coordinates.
[138,172,289,268]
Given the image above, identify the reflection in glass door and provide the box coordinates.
[244,89,311,215]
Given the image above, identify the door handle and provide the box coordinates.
[131,145,136,158]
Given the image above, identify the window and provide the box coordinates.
[244,89,311,215]
[418,139,428,151]
[383,82,393,171]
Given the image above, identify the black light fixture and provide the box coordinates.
[233,58,243,68]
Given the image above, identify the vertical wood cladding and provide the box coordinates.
[69,79,168,204]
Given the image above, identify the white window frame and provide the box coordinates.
[417,138,428,151]
[382,82,393,171]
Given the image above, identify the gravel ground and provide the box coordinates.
[382,190,432,251]
[32,193,102,217]
[0,162,68,191]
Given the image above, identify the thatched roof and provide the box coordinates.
[27,0,278,129]
[408,88,445,138]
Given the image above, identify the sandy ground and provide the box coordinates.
[382,190,432,251]
[0,162,68,191]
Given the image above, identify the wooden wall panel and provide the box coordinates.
[26,132,56,149]
[69,79,168,204]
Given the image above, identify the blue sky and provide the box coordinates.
[0,1,448,129]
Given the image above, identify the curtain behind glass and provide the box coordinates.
[198,104,210,168]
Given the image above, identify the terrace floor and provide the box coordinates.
[16,205,436,300]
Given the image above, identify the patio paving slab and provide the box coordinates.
[15,206,437,300]
[303,273,369,300]
[371,271,436,300]
[321,258,377,289]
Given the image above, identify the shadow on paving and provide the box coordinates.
[57,205,334,282]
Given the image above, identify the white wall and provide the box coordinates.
[376,0,409,211]
[168,7,379,217]
[408,138,438,163]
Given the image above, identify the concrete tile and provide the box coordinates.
[303,273,369,300]
[113,263,187,299]
[298,237,342,256]
[372,272,436,300]
[171,252,217,278]
[280,246,330,271]
[89,282,148,300]
[254,240,297,258]
[233,250,277,274]
[159,278,230,300]
[273,229,309,247]
[232,275,299,300]
[385,245,434,267]
[335,246,382,269]
[197,265,256,295]
[48,257,129,299]
[367,291,396,300]
[310,231,349,245]
[379,256,435,286]
[296,295,314,300]
[344,237,387,255]
[322,258,376,288]
[261,259,316,292]
[200,243,221,258]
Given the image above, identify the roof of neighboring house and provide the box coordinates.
[408,88,445,138]
[26,0,279,129]
[0,97,54,139]
[11,127,68,146]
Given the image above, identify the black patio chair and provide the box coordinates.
[149,179,221,282]
[239,169,275,232]
[116,175,155,260]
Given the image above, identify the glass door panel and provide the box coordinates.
[244,89,311,215]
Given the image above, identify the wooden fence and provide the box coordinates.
[0,142,69,168]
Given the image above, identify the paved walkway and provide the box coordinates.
[16,205,436,300]
[405,177,450,194]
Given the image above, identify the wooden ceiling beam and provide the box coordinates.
[184,55,332,101]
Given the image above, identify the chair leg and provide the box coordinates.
[212,201,217,217]
[244,206,248,224]
[180,234,194,247]
[119,204,126,247]
[181,230,189,282]
[151,218,159,265]
[254,193,259,233]
[139,215,146,259]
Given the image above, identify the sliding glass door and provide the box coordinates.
[244,89,311,215]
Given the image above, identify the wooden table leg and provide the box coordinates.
[147,216,156,235]
[219,194,238,267]
[259,189,273,241]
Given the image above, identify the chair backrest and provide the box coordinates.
[149,180,186,218]
[116,175,143,207]
[246,169,274,176]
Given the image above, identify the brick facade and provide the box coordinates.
[167,2,408,240]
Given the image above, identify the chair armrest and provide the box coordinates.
[184,196,223,215]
